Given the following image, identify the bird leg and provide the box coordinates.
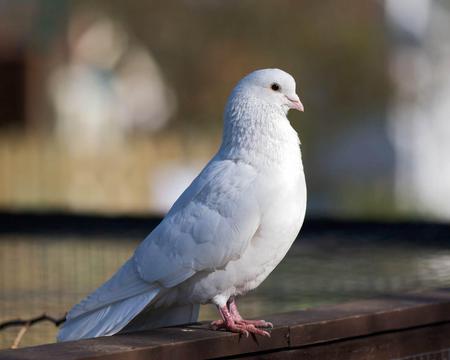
[228,298,273,329]
[210,298,272,337]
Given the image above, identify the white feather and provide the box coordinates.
[58,289,159,341]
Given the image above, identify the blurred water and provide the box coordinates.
[1,233,450,349]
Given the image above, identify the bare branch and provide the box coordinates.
[0,314,66,332]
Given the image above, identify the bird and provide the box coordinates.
[57,68,306,341]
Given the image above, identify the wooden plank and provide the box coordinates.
[243,322,450,360]
[0,324,289,360]
[1,289,450,359]
[288,289,450,346]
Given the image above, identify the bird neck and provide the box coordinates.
[219,92,302,169]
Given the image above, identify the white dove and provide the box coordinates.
[58,68,306,341]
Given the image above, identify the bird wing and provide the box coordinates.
[134,156,260,287]
[61,157,259,332]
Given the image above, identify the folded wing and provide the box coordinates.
[58,157,260,341]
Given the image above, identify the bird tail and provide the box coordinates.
[57,257,200,342]
[57,258,160,342]
[57,289,159,342]
[58,295,200,342]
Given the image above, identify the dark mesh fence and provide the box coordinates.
[1,214,450,349]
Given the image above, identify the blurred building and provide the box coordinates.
[387,0,450,219]
[48,10,177,153]
[3,0,450,219]
[0,2,185,213]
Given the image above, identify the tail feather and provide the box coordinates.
[57,288,160,342]
[67,258,151,320]
[57,257,201,342]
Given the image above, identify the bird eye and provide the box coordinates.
[271,83,281,91]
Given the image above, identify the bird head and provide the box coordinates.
[234,68,304,114]
[221,68,304,160]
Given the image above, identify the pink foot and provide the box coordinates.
[227,299,273,328]
[210,319,270,337]
[210,298,272,337]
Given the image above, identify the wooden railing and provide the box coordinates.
[1,288,450,359]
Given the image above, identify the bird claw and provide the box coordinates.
[210,319,271,337]
[236,319,273,329]
[211,301,272,337]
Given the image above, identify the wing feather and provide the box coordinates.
[134,157,260,287]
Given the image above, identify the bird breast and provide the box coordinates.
[180,151,306,305]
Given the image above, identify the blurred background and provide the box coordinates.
[1,0,450,350]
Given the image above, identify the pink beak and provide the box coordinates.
[286,94,304,112]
